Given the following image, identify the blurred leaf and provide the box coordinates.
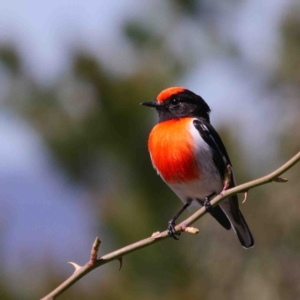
[0,45,20,74]
[123,21,158,48]
[170,0,202,16]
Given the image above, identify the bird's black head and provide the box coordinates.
[141,87,211,123]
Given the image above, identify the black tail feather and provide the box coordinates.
[234,210,255,248]
[220,196,254,249]
[209,205,232,230]
[197,198,231,230]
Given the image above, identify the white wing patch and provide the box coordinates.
[165,119,223,204]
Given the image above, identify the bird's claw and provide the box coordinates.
[168,220,181,240]
[204,192,216,213]
[204,196,213,213]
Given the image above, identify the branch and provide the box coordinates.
[41,151,300,300]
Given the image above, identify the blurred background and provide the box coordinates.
[0,0,299,299]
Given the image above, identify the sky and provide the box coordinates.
[0,1,156,82]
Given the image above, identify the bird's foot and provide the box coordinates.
[204,192,216,213]
[168,220,181,240]
[220,183,229,196]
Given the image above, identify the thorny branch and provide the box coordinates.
[41,151,300,300]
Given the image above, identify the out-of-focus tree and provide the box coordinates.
[0,1,300,299]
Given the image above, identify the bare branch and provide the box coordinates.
[41,151,300,300]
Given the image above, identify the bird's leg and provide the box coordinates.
[203,192,216,213]
[168,202,191,240]
[221,164,232,195]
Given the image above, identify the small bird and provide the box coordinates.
[141,87,254,248]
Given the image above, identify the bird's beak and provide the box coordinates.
[140,100,160,108]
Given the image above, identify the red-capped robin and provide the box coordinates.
[141,87,254,248]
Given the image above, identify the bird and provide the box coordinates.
[141,87,254,248]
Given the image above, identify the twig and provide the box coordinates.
[41,151,300,300]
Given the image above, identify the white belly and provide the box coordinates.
[166,119,223,206]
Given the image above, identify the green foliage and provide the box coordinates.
[0,45,20,74]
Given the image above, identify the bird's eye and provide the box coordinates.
[171,98,179,105]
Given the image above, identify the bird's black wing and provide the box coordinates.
[193,118,254,248]
[192,118,234,230]
[193,118,233,182]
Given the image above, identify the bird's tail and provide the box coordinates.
[220,196,254,249]
[231,210,254,249]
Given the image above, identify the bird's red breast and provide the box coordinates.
[148,117,200,184]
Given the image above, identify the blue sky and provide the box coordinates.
[0,1,155,82]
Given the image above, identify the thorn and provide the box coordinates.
[117,257,123,271]
[184,227,199,234]
[273,177,288,183]
[90,237,101,264]
[68,262,82,272]
[242,190,248,204]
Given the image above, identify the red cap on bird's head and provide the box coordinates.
[141,86,211,122]
[157,87,186,103]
